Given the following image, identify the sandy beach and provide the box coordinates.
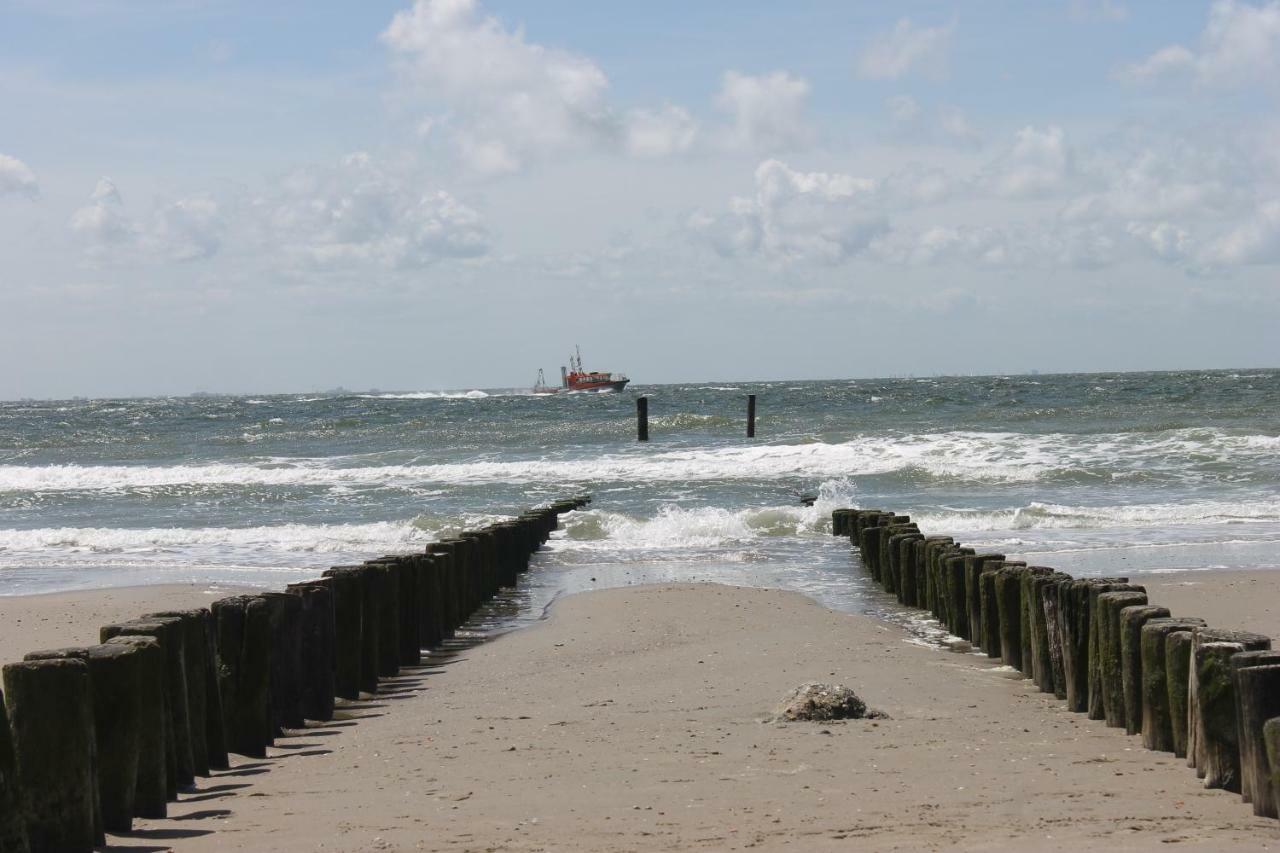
[2,570,1277,852]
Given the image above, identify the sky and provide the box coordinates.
[1,0,1278,398]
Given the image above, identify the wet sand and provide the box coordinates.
[3,571,1278,851]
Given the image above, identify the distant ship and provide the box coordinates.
[533,346,629,394]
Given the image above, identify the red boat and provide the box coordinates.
[533,347,629,394]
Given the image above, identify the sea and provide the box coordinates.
[2,370,1278,634]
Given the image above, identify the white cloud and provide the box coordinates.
[690,159,885,264]
[255,151,490,270]
[983,125,1073,198]
[1121,1,1280,87]
[1201,201,1280,264]
[70,178,136,251]
[624,105,697,158]
[0,153,38,199]
[150,196,223,262]
[715,71,812,152]
[857,18,954,80]
[382,0,614,173]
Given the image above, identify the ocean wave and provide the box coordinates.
[910,498,1280,532]
[361,390,491,400]
[1,428,1276,492]
[0,520,434,556]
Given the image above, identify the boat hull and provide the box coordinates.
[567,379,629,393]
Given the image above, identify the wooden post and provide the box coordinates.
[1087,583,1143,720]
[0,682,29,853]
[1229,654,1280,810]
[1264,718,1280,819]
[1118,604,1170,734]
[100,618,192,794]
[1189,628,1271,776]
[104,635,167,818]
[1166,630,1197,758]
[1097,591,1148,727]
[24,644,143,834]
[1139,618,1205,752]
[1195,641,1246,791]
[2,658,97,853]
[637,396,649,441]
[746,394,756,438]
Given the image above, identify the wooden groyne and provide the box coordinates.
[0,496,589,853]
[831,507,1280,823]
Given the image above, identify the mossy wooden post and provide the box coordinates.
[1230,656,1280,812]
[1021,567,1055,686]
[978,563,1006,658]
[103,635,166,818]
[1096,591,1148,728]
[260,592,304,733]
[1059,580,1091,711]
[965,555,1003,647]
[881,526,917,596]
[831,509,848,536]
[145,610,211,776]
[1189,628,1271,776]
[895,535,923,607]
[1087,582,1142,720]
[1041,573,1073,698]
[995,565,1028,671]
[2,658,97,853]
[1166,630,1197,758]
[321,567,364,700]
[286,580,336,722]
[1139,618,1205,753]
[944,554,968,640]
[24,644,142,834]
[1195,641,1246,792]
[0,684,30,853]
[1264,718,1280,820]
[1118,604,1170,735]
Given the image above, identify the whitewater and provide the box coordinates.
[1,370,1278,595]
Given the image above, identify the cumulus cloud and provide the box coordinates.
[1121,0,1280,87]
[690,159,885,264]
[715,70,812,152]
[624,105,698,158]
[150,196,223,262]
[382,0,613,173]
[0,154,38,199]
[857,18,954,80]
[70,178,137,251]
[254,151,490,269]
[1201,201,1280,265]
[983,125,1074,198]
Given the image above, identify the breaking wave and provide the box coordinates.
[2,428,1276,493]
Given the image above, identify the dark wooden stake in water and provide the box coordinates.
[747,394,756,438]
[637,396,649,442]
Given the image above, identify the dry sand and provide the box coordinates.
[1,572,1278,852]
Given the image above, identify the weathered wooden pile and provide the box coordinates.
[0,496,590,853]
[832,507,1280,823]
